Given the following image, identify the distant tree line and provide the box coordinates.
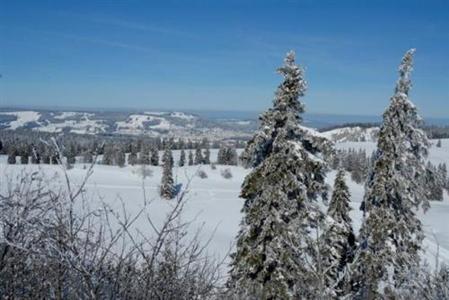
[0,131,243,167]
[330,147,449,201]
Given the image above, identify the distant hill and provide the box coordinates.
[1,108,447,141]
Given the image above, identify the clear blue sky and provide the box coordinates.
[0,0,448,117]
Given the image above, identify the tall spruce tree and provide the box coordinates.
[352,49,430,298]
[227,51,331,299]
[160,148,175,199]
[321,169,355,298]
[179,149,186,167]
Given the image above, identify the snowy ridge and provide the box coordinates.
[2,111,41,129]
[321,126,379,142]
[0,110,251,140]
[1,142,447,270]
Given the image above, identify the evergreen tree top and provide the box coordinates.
[270,50,306,123]
[395,48,415,96]
[241,50,331,168]
[328,169,352,224]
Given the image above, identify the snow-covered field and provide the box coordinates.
[1,140,448,270]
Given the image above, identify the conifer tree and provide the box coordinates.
[188,150,194,166]
[102,144,114,165]
[353,49,430,298]
[194,146,203,165]
[179,149,186,167]
[150,147,159,166]
[65,143,77,167]
[161,146,174,168]
[115,147,126,167]
[20,146,29,164]
[203,147,210,164]
[7,147,17,164]
[140,144,151,165]
[321,170,355,297]
[426,162,444,201]
[228,51,331,298]
[128,145,138,166]
[160,148,175,199]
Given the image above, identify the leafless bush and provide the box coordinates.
[197,169,208,179]
[220,168,232,179]
[0,142,224,299]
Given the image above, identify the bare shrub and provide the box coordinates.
[197,169,208,179]
[220,168,232,179]
[0,142,224,299]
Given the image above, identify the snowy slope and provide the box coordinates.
[1,143,448,270]
[0,110,251,140]
[2,111,41,129]
[321,126,379,142]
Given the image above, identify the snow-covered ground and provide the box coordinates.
[0,140,448,270]
[3,111,41,129]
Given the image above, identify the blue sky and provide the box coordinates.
[0,0,448,117]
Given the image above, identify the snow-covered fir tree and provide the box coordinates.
[426,162,445,201]
[115,147,126,167]
[217,145,238,165]
[7,147,17,164]
[194,147,203,165]
[160,148,175,200]
[188,150,194,166]
[203,147,211,164]
[149,147,159,166]
[102,144,114,165]
[128,145,138,165]
[352,49,430,298]
[321,169,355,298]
[179,149,186,167]
[161,146,174,168]
[140,144,151,165]
[227,51,331,299]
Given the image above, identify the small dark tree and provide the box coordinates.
[179,149,186,167]
[321,170,356,297]
[150,147,159,166]
[140,144,151,165]
[188,150,194,166]
[128,145,138,165]
[116,147,126,168]
[7,147,17,164]
[203,148,210,164]
[160,149,175,199]
[194,147,203,165]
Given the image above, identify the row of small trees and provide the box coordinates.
[5,139,240,168]
[227,50,449,298]
[332,147,449,201]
